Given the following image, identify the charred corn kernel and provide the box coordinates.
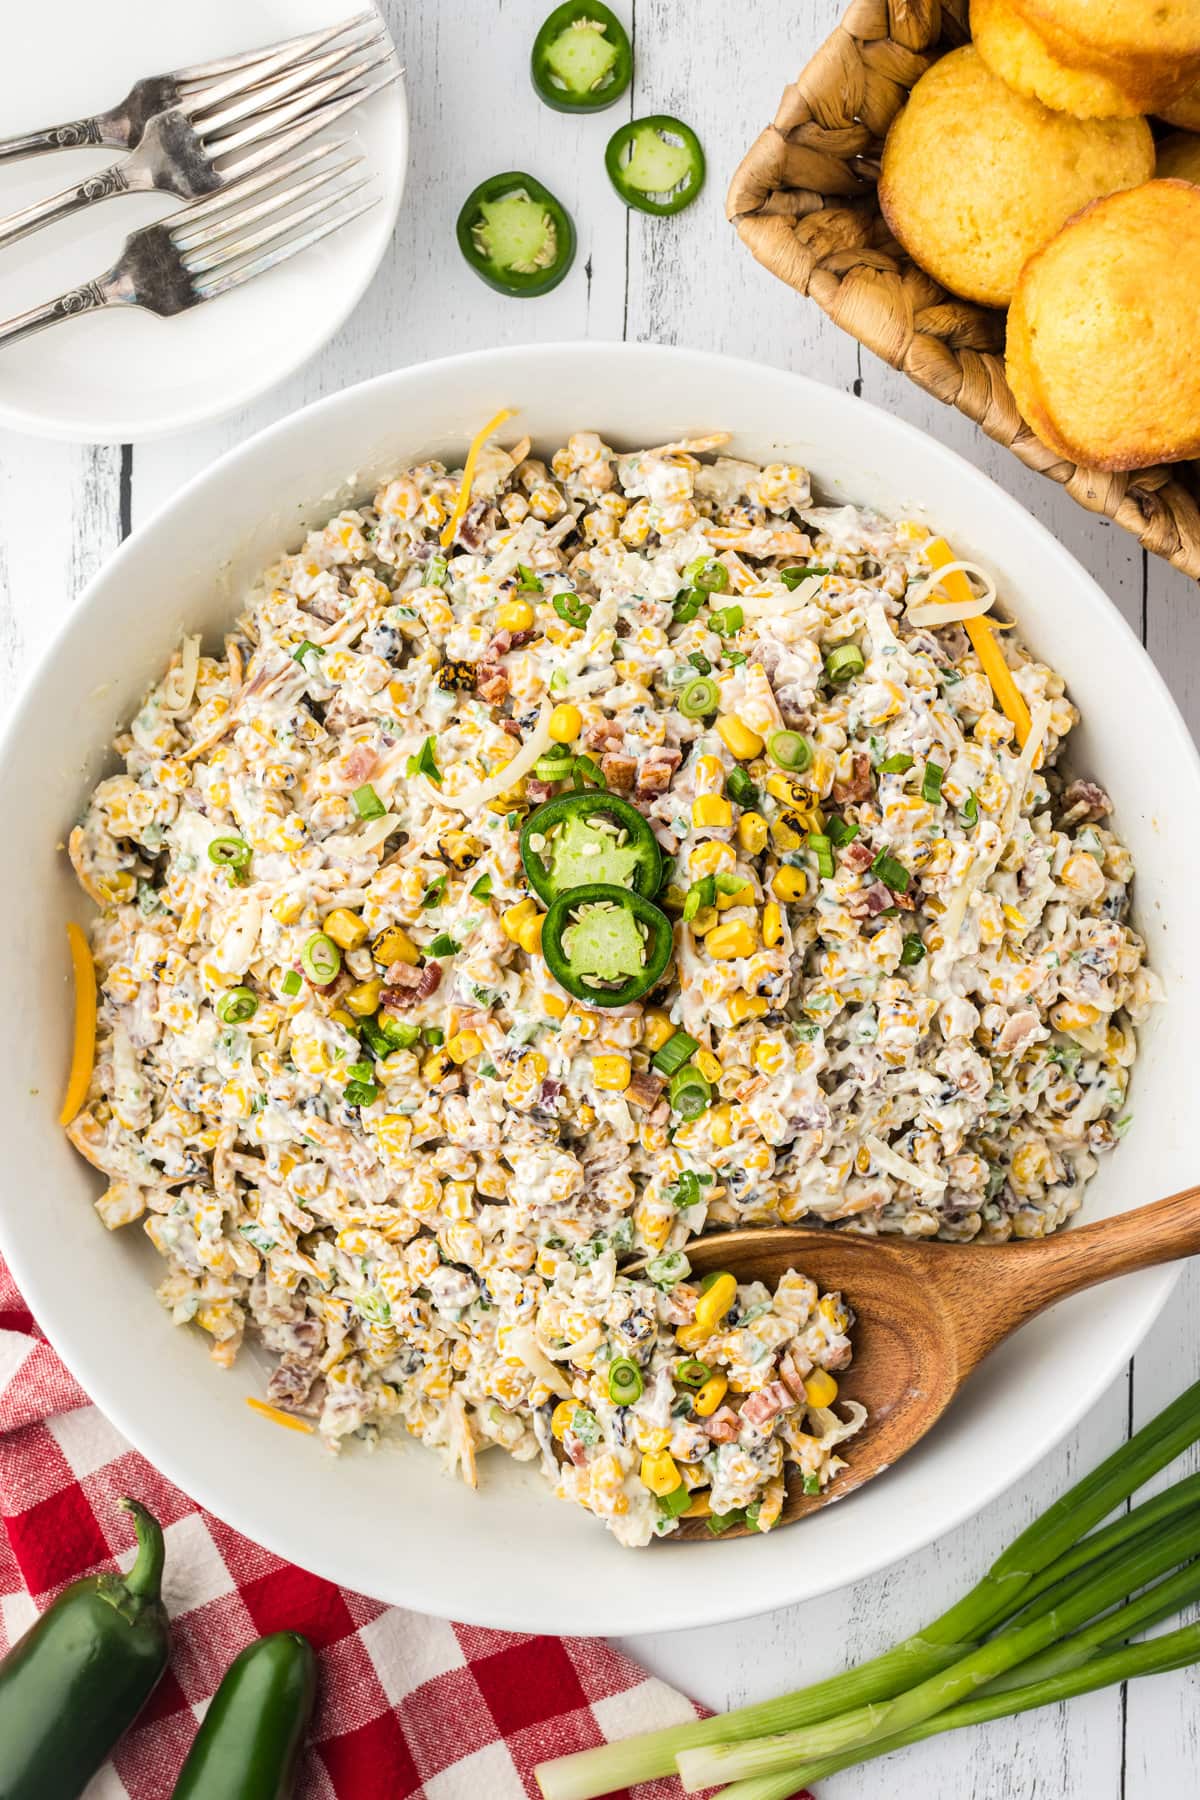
[771,817,804,853]
[552,1401,577,1440]
[693,1374,729,1417]
[503,897,538,941]
[438,830,484,870]
[693,794,733,830]
[496,598,535,632]
[695,1272,737,1334]
[344,979,383,1016]
[772,866,807,904]
[515,912,544,955]
[689,840,736,877]
[543,991,569,1020]
[728,991,768,1024]
[716,880,755,911]
[640,1451,681,1496]
[592,1054,631,1092]
[329,1010,358,1032]
[637,1425,673,1453]
[717,715,764,760]
[709,1104,735,1147]
[707,919,756,960]
[422,1049,452,1082]
[695,1049,722,1084]
[676,1321,709,1352]
[548,702,582,743]
[372,925,419,967]
[763,901,784,948]
[737,811,769,855]
[447,1029,483,1064]
[271,892,305,925]
[804,1369,839,1409]
[682,1490,713,1518]
[324,908,368,951]
[642,1008,675,1052]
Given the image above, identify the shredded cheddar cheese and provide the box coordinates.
[925,538,1031,746]
[246,1397,315,1434]
[60,922,97,1127]
[439,407,517,549]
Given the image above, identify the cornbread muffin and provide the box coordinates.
[1006,179,1200,469]
[1156,131,1200,183]
[971,0,1140,117]
[1010,0,1200,110]
[879,48,1154,307]
[1162,82,1200,130]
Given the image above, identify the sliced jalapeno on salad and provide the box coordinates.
[605,115,705,215]
[542,882,673,1006]
[531,2,632,112]
[456,171,576,297]
[520,792,662,904]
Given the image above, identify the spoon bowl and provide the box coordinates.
[676,1184,1200,1539]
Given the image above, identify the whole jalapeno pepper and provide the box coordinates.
[171,1632,316,1800]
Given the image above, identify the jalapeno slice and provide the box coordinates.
[520,792,662,904]
[605,115,705,216]
[542,883,673,1007]
[531,2,632,113]
[456,171,576,297]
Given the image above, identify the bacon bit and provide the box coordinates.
[475,663,509,706]
[584,719,624,754]
[740,1381,792,1427]
[600,753,637,792]
[382,963,443,1010]
[833,752,872,805]
[625,1068,666,1109]
[706,1406,742,1443]
[842,839,875,874]
[780,1352,814,1401]
[635,746,681,797]
[246,1397,315,1434]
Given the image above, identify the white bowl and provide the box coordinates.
[3,343,1195,1636]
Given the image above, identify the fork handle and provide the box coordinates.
[0,119,106,163]
[0,280,111,350]
[0,162,130,253]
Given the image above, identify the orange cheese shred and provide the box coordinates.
[246,1397,315,1434]
[60,922,98,1127]
[439,407,517,549]
[925,538,1031,747]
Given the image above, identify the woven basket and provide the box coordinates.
[727,0,1200,581]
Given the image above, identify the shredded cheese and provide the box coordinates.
[924,539,1031,746]
[60,921,97,1127]
[506,1327,574,1400]
[440,407,517,549]
[863,1133,947,1198]
[355,811,404,853]
[905,559,997,629]
[441,700,553,813]
[160,634,201,714]
[246,1397,315,1434]
[937,698,1052,950]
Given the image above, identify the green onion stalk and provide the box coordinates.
[533,1378,1200,1800]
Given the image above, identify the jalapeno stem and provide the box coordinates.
[119,1499,165,1601]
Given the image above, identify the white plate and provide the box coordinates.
[0,343,1193,1636]
[0,2,406,441]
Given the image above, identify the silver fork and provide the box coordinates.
[0,19,396,253]
[0,13,377,161]
[0,143,376,349]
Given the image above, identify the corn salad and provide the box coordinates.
[64,426,1156,1545]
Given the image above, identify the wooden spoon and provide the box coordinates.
[674,1185,1200,1539]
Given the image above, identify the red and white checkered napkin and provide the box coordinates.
[0,1259,703,1800]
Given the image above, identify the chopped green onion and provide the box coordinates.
[608,1357,644,1405]
[678,675,720,718]
[428,934,460,957]
[426,553,448,586]
[217,986,258,1025]
[646,1249,691,1287]
[684,557,730,594]
[344,1081,378,1107]
[708,1508,745,1536]
[675,1358,711,1388]
[422,875,448,909]
[535,750,575,782]
[657,1482,693,1519]
[878,753,914,774]
[780,565,832,590]
[709,604,743,637]
[568,1407,600,1446]
[292,638,323,666]
[423,1026,445,1046]
[809,834,835,880]
[672,587,704,623]
[360,1016,394,1058]
[280,970,302,998]
[726,651,747,666]
[687,652,712,675]
[553,593,592,629]
[516,563,544,592]
[668,1064,711,1119]
[301,932,341,985]
[407,737,442,784]
[382,1018,421,1050]
[961,791,980,829]
[768,730,813,773]
[682,877,716,923]
[726,767,758,807]
[900,934,926,966]
[352,783,386,821]
[871,849,911,893]
[922,761,945,804]
[826,816,859,848]
[802,1473,822,1497]
[653,1029,700,1077]
[715,872,748,897]
[470,873,493,899]
[825,643,865,684]
[207,836,251,869]
[666,1170,701,1209]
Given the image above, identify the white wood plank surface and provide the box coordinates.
[2,2,1198,1794]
